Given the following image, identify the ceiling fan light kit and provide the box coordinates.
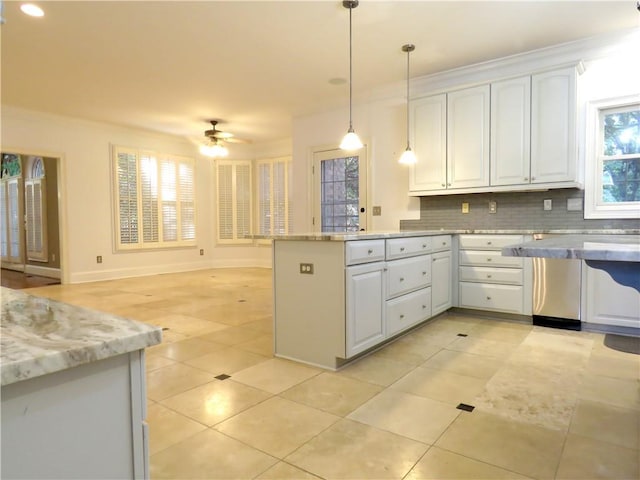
[339,0,363,151]
[398,43,417,165]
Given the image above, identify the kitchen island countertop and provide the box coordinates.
[501,234,640,262]
[1,287,162,386]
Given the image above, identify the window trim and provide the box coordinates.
[584,95,640,219]
[112,146,196,251]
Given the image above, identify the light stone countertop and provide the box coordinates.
[1,288,162,386]
[255,229,639,242]
[502,234,640,262]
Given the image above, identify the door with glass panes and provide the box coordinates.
[312,147,368,232]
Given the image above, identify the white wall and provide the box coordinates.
[1,106,274,283]
[291,96,421,234]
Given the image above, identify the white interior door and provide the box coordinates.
[312,147,368,233]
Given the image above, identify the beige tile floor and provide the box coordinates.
[26,267,640,480]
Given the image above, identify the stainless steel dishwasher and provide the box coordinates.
[532,233,582,330]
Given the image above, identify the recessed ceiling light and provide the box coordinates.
[20,4,45,17]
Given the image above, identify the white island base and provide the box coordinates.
[2,350,149,479]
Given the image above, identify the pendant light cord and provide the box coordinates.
[405,47,410,148]
[348,4,353,130]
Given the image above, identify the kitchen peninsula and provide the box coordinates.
[1,287,161,479]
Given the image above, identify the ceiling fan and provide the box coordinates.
[203,120,249,145]
[200,120,249,158]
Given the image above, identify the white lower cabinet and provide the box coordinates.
[458,234,531,315]
[346,262,386,357]
[273,235,451,370]
[583,261,640,330]
[386,287,431,337]
[459,282,524,314]
[431,250,452,316]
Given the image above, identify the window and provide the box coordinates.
[113,146,196,250]
[585,98,640,219]
[216,159,252,244]
[256,157,291,236]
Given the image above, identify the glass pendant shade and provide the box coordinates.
[340,128,363,151]
[399,147,417,165]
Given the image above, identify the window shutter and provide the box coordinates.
[116,149,139,245]
[257,162,271,235]
[6,178,22,263]
[0,182,8,260]
[140,154,159,243]
[217,163,234,240]
[179,160,196,241]
[235,163,252,239]
[256,157,291,236]
[160,158,177,242]
[25,178,48,262]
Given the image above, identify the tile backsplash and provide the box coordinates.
[400,189,640,231]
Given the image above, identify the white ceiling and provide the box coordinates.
[2,1,637,146]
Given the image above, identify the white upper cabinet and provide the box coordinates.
[409,94,447,192]
[531,67,578,184]
[490,76,531,186]
[447,85,490,189]
[409,64,581,195]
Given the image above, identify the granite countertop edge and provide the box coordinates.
[253,229,640,241]
[1,288,162,387]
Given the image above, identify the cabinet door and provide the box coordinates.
[447,85,490,189]
[584,262,640,329]
[346,262,386,357]
[531,67,577,184]
[431,250,452,316]
[409,94,447,192]
[491,76,531,186]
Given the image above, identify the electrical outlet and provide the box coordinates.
[96,255,102,264]
[461,202,470,214]
[299,263,314,274]
[372,206,382,216]
[543,199,552,211]
[199,249,204,256]
[51,253,55,262]
[567,198,583,211]
[489,201,497,214]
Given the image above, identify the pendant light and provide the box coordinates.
[340,0,363,151]
[399,44,417,165]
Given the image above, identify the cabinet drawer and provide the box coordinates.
[459,234,524,250]
[345,240,385,265]
[459,266,523,285]
[459,250,524,268]
[387,256,431,298]
[386,236,432,260]
[386,287,431,337]
[431,235,452,252]
[459,282,524,314]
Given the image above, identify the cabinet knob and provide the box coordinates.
[441,183,446,187]
[442,241,446,246]
[531,176,535,181]
[487,258,492,262]
[422,244,427,248]
[487,274,492,278]
[432,257,436,262]
[487,241,492,245]
[487,296,492,300]
[400,314,405,319]
[367,249,373,254]
[422,305,427,309]
[400,277,405,282]
[422,271,427,276]
[524,177,529,181]
[447,183,452,187]
[400,247,405,251]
